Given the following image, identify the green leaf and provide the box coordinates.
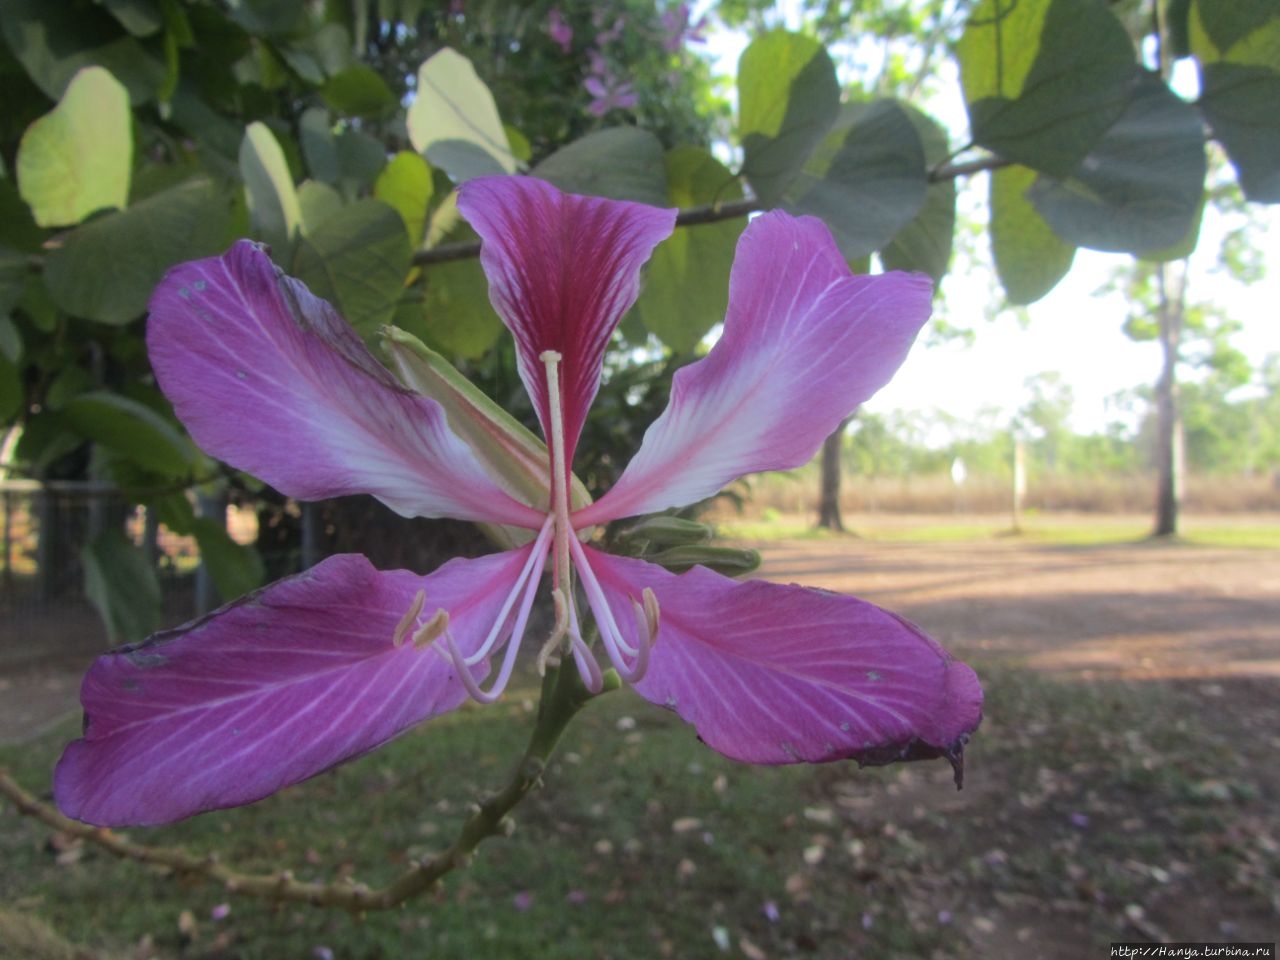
[1199,62,1280,202]
[880,106,956,281]
[0,177,45,252]
[534,127,668,205]
[958,0,1135,177]
[299,107,339,182]
[44,177,237,324]
[737,30,839,205]
[100,0,163,37]
[240,121,302,255]
[0,247,26,320]
[334,126,388,193]
[16,66,132,228]
[82,529,162,643]
[62,390,197,476]
[191,517,264,602]
[783,100,926,261]
[1189,0,1277,62]
[322,64,396,117]
[1028,73,1206,254]
[407,47,517,180]
[420,249,504,358]
[375,151,435,245]
[634,146,744,353]
[297,179,344,234]
[0,0,167,102]
[291,199,411,338]
[990,164,1076,304]
[0,313,21,364]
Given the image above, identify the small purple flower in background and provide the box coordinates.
[52,175,981,828]
[584,73,639,116]
[210,903,230,921]
[592,10,626,45]
[661,3,706,52]
[547,8,572,54]
[513,890,534,911]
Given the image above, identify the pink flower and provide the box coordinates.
[52,177,981,827]
[584,73,639,116]
[547,8,572,54]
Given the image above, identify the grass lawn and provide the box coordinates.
[3,659,1278,959]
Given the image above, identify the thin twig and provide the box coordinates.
[0,663,605,913]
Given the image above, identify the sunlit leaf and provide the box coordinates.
[635,146,744,352]
[407,47,517,180]
[958,0,1135,177]
[16,66,132,227]
[738,30,839,205]
[990,165,1075,304]
[375,151,435,245]
[240,121,302,255]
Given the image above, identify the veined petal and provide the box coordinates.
[54,549,532,827]
[147,241,541,528]
[457,176,676,458]
[586,549,982,776]
[578,213,932,526]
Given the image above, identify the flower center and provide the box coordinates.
[409,350,659,704]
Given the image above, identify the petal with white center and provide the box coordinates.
[457,176,676,458]
[586,548,982,777]
[578,212,933,526]
[54,549,531,826]
[147,241,542,528]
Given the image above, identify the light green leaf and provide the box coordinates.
[990,164,1076,305]
[407,47,517,180]
[44,177,237,324]
[375,151,435,245]
[82,529,162,643]
[958,0,1135,178]
[881,105,956,281]
[1028,74,1206,254]
[16,66,132,228]
[63,390,197,476]
[297,179,344,234]
[635,146,744,353]
[191,517,264,602]
[738,30,839,205]
[420,251,503,359]
[783,100,926,261]
[534,127,668,205]
[240,121,302,255]
[291,199,411,338]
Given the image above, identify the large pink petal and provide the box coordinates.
[54,549,530,826]
[586,548,982,776]
[578,213,933,525]
[457,176,676,459]
[147,241,541,528]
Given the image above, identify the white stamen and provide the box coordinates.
[392,590,426,646]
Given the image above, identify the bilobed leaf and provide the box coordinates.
[63,390,197,476]
[375,151,435,245]
[881,105,955,281]
[738,30,839,205]
[44,177,238,324]
[990,165,1076,304]
[958,0,1135,177]
[297,179,343,234]
[534,127,668,205]
[299,107,339,183]
[16,66,132,227]
[782,100,926,261]
[240,121,302,255]
[290,199,411,338]
[420,236,504,358]
[1191,2,1280,202]
[191,517,264,602]
[1028,73,1206,254]
[407,47,517,179]
[635,146,744,352]
[82,529,162,644]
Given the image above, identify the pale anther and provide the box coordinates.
[393,590,426,647]
[412,608,451,648]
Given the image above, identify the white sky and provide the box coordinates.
[697,10,1280,436]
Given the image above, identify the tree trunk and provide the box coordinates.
[1153,263,1185,537]
[816,419,850,531]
